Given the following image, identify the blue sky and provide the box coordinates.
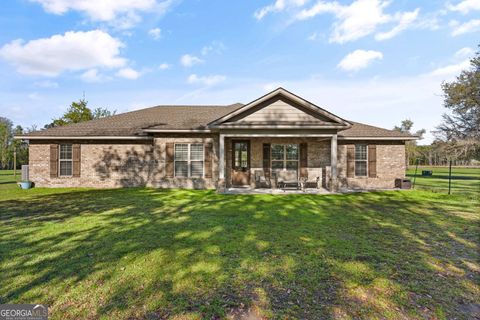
[0,0,478,143]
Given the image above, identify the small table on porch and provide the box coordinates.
[280,180,301,190]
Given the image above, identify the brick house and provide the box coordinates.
[17,88,416,191]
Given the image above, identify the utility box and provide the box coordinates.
[21,165,29,181]
[395,178,411,189]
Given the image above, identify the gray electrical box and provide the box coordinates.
[21,165,29,181]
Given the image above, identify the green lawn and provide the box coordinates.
[0,175,479,319]
[0,169,20,190]
[406,166,480,198]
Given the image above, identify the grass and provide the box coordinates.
[0,169,20,190]
[0,172,479,319]
[406,166,480,199]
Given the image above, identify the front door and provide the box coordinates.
[232,140,250,186]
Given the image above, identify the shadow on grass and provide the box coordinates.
[0,189,478,319]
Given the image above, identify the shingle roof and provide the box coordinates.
[25,103,244,137]
[21,104,414,139]
[339,122,415,138]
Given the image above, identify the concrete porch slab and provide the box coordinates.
[221,187,331,195]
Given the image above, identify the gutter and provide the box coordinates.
[338,136,418,140]
[14,135,153,140]
[142,129,212,133]
[211,125,348,129]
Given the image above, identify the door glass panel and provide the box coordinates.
[233,142,249,170]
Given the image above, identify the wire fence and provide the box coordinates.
[406,163,480,199]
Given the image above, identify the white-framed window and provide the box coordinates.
[59,144,73,177]
[355,144,368,177]
[271,144,299,171]
[174,143,204,178]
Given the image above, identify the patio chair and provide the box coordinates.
[302,168,322,190]
[254,170,271,188]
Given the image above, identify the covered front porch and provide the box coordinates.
[217,133,339,192]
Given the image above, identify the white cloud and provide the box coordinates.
[28,92,41,100]
[295,1,340,20]
[148,27,161,39]
[447,0,480,14]
[455,47,475,58]
[33,80,59,88]
[81,68,110,82]
[338,50,383,72]
[116,67,141,79]
[295,0,419,43]
[254,0,307,20]
[307,32,320,41]
[429,47,473,78]
[449,19,480,35]
[0,30,126,77]
[187,74,225,86]
[180,54,204,67]
[375,9,419,40]
[29,0,173,28]
[158,63,170,70]
[201,41,226,56]
[430,60,471,77]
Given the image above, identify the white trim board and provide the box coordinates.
[15,136,153,140]
[220,133,335,137]
[338,136,417,140]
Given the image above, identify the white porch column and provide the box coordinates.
[330,134,338,191]
[218,133,225,183]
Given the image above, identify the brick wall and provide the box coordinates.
[29,136,406,190]
[152,134,218,189]
[337,141,406,189]
[29,134,218,189]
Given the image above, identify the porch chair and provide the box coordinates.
[254,170,271,188]
[302,168,322,191]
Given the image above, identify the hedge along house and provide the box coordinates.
[17,88,416,191]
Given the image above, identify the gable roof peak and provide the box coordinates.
[209,87,352,128]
